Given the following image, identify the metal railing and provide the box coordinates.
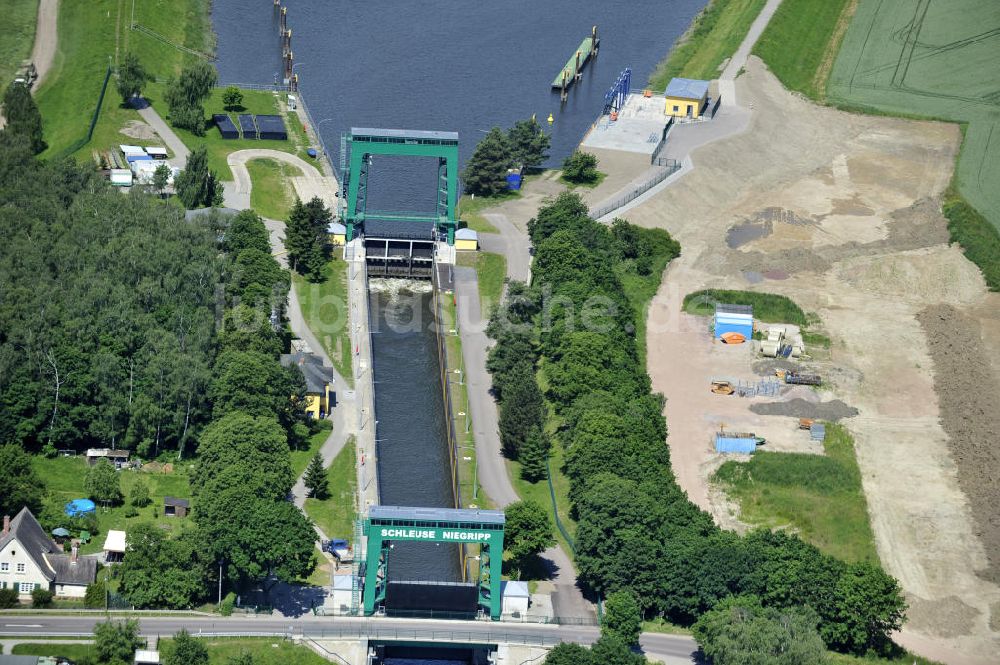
[216,81,289,92]
[589,158,683,220]
[649,116,675,165]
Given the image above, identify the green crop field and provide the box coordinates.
[827,0,1000,230]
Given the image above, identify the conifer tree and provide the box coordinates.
[519,426,550,482]
[1,82,45,153]
[303,452,328,499]
[461,127,512,196]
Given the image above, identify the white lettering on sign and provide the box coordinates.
[378,528,494,542]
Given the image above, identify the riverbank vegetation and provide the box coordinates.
[943,184,1000,291]
[649,0,768,89]
[714,423,879,564]
[486,191,906,657]
[752,0,854,100]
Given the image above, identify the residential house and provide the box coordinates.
[0,508,97,599]
[280,351,332,419]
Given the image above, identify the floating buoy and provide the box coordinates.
[547,112,554,124]
[531,113,536,123]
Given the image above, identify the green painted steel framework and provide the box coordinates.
[362,506,505,619]
[342,128,460,245]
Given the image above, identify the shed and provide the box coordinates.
[714,304,753,343]
[213,114,239,139]
[86,448,130,468]
[163,497,189,518]
[455,227,478,251]
[330,574,353,613]
[145,147,168,159]
[237,114,257,140]
[501,580,529,616]
[109,169,133,187]
[119,144,146,157]
[103,529,127,562]
[664,77,710,119]
[255,114,287,141]
[327,221,347,246]
[715,432,757,454]
[134,650,161,665]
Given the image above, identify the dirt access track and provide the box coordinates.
[622,57,1000,664]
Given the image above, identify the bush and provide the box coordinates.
[683,288,808,325]
[220,591,236,616]
[85,580,107,609]
[561,150,599,184]
[31,587,54,608]
[0,587,19,608]
[943,186,1000,291]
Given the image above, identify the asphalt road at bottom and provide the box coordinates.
[0,615,697,662]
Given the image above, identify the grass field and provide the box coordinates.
[36,0,211,157]
[292,258,354,387]
[713,423,879,564]
[458,193,520,234]
[248,157,302,220]
[0,0,38,87]
[827,0,1000,233]
[14,638,333,665]
[649,0,768,89]
[290,420,333,479]
[456,251,507,312]
[33,455,194,555]
[304,436,357,540]
[752,0,854,100]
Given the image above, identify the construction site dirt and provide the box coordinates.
[624,57,1000,664]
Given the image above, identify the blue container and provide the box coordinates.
[506,173,522,190]
[307,148,318,158]
[65,498,96,517]
[715,434,757,454]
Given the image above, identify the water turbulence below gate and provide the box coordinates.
[368,279,470,612]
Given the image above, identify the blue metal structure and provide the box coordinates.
[603,67,631,115]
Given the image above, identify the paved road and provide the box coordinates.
[225,148,339,209]
[0,616,697,663]
[0,0,59,130]
[134,99,191,168]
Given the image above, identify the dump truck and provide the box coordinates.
[13,61,37,88]
[323,538,353,562]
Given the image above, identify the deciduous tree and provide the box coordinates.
[164,61,217,135]
[222,86,244,111]
[602,590,642,646]
[191,412,293,500]
[503,500,554,574]
[0,444,45,516]
[94,619,144,665]
[561,150,599,184]
[284,197,331,280]
[119,524,210,609]
[166,629,209,665]
[543,643,593,665]
[152,163,171,197]
[116,52,149,104]
[85,458,122,506]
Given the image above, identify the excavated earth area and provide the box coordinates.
[627,57,1000,664]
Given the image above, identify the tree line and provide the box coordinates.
[487,192,907,659]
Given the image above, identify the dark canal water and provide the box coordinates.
[213,0,707,210]
[367,281,460,586]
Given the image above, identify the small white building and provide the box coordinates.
[86,448,130,468]
[330,574,353,614]
[501,580,530,617]
[0,508,97,599]
[134,649,161,665]
[103,530,127,563]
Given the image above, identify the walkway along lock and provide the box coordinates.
[362,506,506,620]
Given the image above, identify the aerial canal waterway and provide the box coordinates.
[212,0,708,206]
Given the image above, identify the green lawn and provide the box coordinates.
[508,424,577,557]
[683,289,808,325]
[753,0,853,100]
[290,420,333,479]
[650,0,768,89]
[292,258,354,387]
[35,0,211,158]
[248,157,302,220]
[713,423,879,564]
[456,251,507,311]
[33,456,194,555]
[15,638,334,665]
[559,170,607,189]
[303,436,357,540]
[0,0,38,87]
